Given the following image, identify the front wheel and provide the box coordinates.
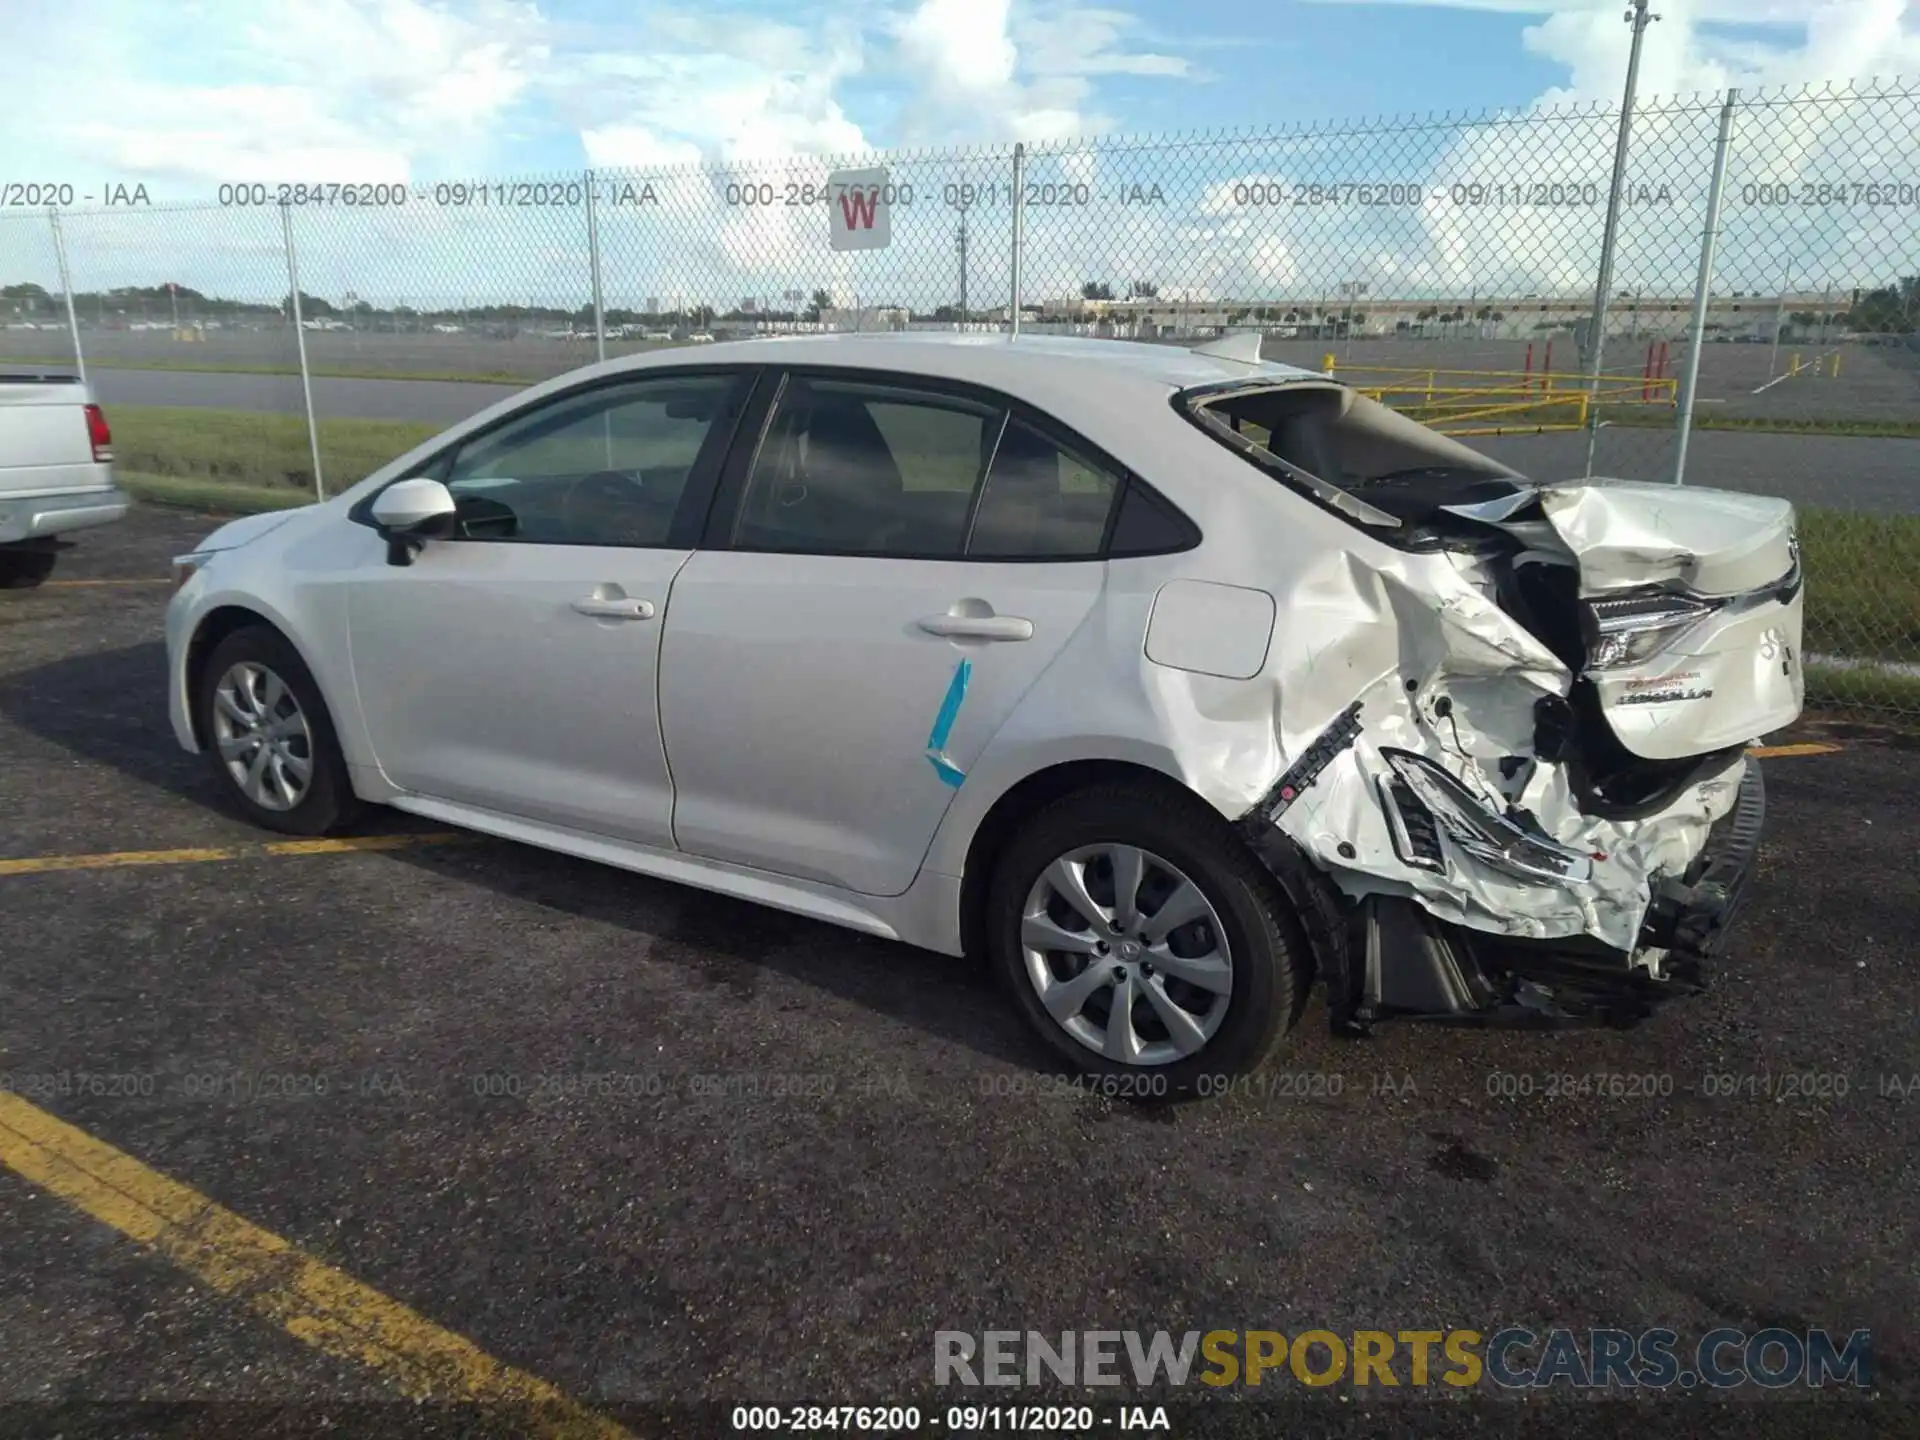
[985,782,1312,1091]
[194,625,362,836]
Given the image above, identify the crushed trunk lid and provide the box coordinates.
[1452,479,1804,762]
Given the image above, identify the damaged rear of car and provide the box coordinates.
[1178,375,1801,1031]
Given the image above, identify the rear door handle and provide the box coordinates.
[916,613,1033,642]
[572,596,655,620]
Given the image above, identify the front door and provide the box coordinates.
[348,370,747,846]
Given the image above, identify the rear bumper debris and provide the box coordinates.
[1241,738,1768,1031]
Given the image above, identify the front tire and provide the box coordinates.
[985,782,1311,1091]
[195,625,362,837]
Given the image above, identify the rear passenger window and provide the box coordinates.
[965,418,1121,559]
[1108,478,1202,556]
[734,379,997,556]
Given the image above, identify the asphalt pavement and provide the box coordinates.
[0,508,1914,1438]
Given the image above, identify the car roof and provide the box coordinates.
[601,331,1327,404]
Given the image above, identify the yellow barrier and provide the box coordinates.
[1283,361,1679,438]
[1348,373,1674,438]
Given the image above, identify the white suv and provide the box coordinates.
[165,335,1800,1086]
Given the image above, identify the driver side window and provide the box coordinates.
[442,374,736,546]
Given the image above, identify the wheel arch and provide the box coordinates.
[955,758,1226,963]
[183,604,333,750]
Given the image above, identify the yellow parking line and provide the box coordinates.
[1748,742,1844,758]
[0,832,477,877]
[0,1093,629,1438]
[42,578,173,587]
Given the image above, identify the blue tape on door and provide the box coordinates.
[924,658,973,788]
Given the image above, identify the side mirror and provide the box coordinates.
[370,477,456,566]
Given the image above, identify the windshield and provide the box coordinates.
[1175,378,1531,531]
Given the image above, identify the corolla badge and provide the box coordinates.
[1619,669,1715,705]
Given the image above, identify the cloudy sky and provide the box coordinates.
[1,0,1915,308]
[5,0,1916,184]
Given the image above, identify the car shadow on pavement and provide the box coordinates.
[383,837,1045,1074]
[0,639,1043,1072]
[0,640,437,834]
[0,640,212,802]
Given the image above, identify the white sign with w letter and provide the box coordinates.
[828,167,891,251]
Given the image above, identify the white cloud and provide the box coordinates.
[898,0,1020,96]
[1,0,548,187]
[1301,0,1920,103]
[564,14,871,167]
[5,0,1908,319]
[888,0,1194,143]
[581,127,705,172]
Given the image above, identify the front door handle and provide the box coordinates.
[916,613,1033,642]
[572,596,655,620]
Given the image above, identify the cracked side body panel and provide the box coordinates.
[934,381,1796,1026]
[1238,544,1742,956]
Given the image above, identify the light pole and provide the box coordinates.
[1670,86,1737,486]
[1340,279,1368,358]
[1767,257,1792,383]
[1582,0,1660,477]
[956,212,970,327]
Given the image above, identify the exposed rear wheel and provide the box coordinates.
[986,782,1311,1091]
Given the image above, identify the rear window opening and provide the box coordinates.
[1176,379,1530,529]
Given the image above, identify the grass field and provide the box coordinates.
[112,406,439,497]
[1797,507,1920,666]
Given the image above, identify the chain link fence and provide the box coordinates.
[2,78,1915,717]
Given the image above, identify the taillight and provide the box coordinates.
[84,403,113,463]
[1585,590,1722,670]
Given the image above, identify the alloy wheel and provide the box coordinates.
[1019,844,1234,1066]
[211,661,314,812]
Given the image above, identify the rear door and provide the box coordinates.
[657,369,1124,897]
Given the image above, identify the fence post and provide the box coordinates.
[47,209,85,384]
[1582,0,1658,478]
[280,202,326,502]
[585,168,606,364]
[1672,87,1739,487]
[1009,144,1026,339]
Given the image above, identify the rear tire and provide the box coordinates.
[0,548,57,589]
[985,781,1311,1093]
[195,625,362,837]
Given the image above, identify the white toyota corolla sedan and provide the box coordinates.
[166,333,1802,1087]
